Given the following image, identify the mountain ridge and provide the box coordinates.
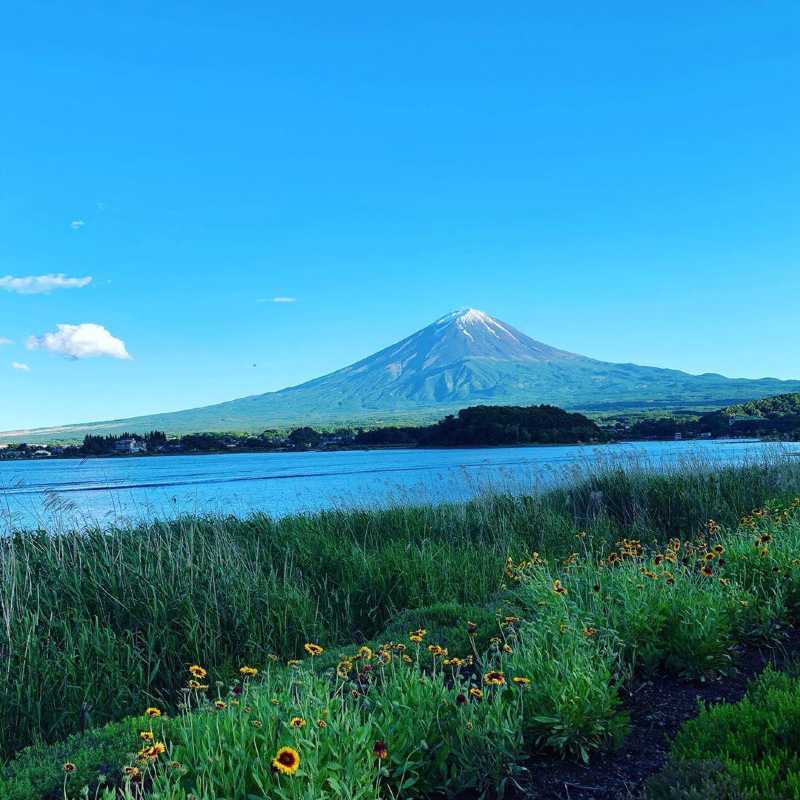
[4,309,800,442]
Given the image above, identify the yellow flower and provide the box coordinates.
[357,646,373,660]
[214,700,226,710]
[239,666,258,677]
[287,659,301,668]
[483,670,506,686]
[139,731,154,741]
[469,687,483,699]
[189,665,207,679]
[336,660,352,679]
[289,716,306,728]
[512,676,531,685]
[139,742,167,759]
[552,579,567,595]
[272,746,300,776]
[188,680,208,690]
[63,762,76,774]
[317,719,327,728]
[144,707,161,718]
[304,643,324,657]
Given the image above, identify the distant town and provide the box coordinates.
[2,396,799,460]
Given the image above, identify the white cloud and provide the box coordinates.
[260,296,297,304]
[0,338,13,346]
[70,219,85,230]
[0,274,93,295]
[11,362,30,371]
[27,323,131,360]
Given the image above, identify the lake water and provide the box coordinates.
[1,439,799,532]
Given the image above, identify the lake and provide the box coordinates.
[2,439,799,532]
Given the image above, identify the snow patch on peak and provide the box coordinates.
[435,308,520,343]
[436,308,490,326]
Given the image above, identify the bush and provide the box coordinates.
[505,572,628,760]
[649,666,800,800]
[644,759,745,799]
[0,713,174,800]
[377,602,501,663]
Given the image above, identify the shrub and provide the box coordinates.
[644,759,745,799]
[154,669,380,800]
[505,572,629,760]
[650,667,800,800]
[0,713,174,800]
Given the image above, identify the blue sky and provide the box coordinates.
[1,1,799,430]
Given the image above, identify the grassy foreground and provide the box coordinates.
[3,455,800,798]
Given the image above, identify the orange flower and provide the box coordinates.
[373,740,389,760]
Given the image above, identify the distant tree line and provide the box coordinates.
[6,396,799,460]
[618,393,800,442]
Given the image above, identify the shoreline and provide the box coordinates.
[0,435,776,463]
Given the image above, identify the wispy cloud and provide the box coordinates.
[0,338,13,346]
[11,361,30,371]
[258,296,297,304]
[27,323,131,360]
[70,219,85,230]
[0,274,93,295]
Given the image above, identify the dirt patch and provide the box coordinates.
[507,626,800,800]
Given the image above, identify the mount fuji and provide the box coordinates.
[4,309,800,440]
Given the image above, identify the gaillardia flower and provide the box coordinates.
[373,740,389,760]
[272,746,300,775]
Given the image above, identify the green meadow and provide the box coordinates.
[3,454,800,798]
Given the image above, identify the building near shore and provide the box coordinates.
[112,438,147,454]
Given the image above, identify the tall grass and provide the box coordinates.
[2,454,800,758]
